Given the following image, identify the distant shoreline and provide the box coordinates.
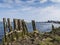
[0,20,60,24]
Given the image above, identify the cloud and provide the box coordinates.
[15,0,22,4]
[3,0,14,4]
[0,3,13,8]
[0,0,59,9]
[26,0,35,3]
[0,0,60,21]
[0,0,34,8]
[1,4,60,21]
[3,0,35,4]
[20,5,60,21]
[50,0,60,3]
[21,7,32,11]
[40,5,60,21]
[40,0,47,3]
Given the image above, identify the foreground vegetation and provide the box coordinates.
[2,18,60,45]
[1,26,60,45]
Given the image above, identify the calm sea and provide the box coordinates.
[0,22,60,42]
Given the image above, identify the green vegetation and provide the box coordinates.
[2,27,60,45]
[2,18,60,45]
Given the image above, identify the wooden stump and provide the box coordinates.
[32,20,36,31]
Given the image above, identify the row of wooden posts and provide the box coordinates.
[2,18,55,45]
[3,18,37,43]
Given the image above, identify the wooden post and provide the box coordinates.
[22,20,28,35]
[52,25,55,34]
[3,18,9,45]
[52,25,54,30]
[24,21,28,35]
[13,19,19,40]
[32,20,36,31]
[21,20,25,36]
[7,18,12,32]
[13,19,18,30]
[7,18,14,42]
[32,20,39,38]
[3,18,7,42]
[18,19,23,30]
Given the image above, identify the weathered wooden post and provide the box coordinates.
[24,21,28,35]
[17,19,24,38]
[52,25,55,34]
[13,19,18,30]
[32,20,36,31]
[3,18,7,42]
[7,18,12,32]
[32,20,39,38]
[7,18,14,42]
[22,20,28,35]
[52,25,54,30]
[13,19,19,40]
[21,20,25,37]
[3,18,9,45]
[18,19,23,30]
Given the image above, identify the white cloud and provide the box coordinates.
[0,3,13,8]
[0,0,35,8]
[15,0,22,4]
[0,0,14,8]
[26,0,35,3]
[21,7,32,11]
[0,0,23,8]
[19,5,60,21]
[4,0,13,3]
[0,0,60,21]
[4,0,23,4]
[7,0,13,3]
[40,5,60,21]
[40,0,47,3]
[1,5,60,21]
[50,0,60,3]
[3,0,35,4]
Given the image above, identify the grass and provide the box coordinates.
[1,27,60,45]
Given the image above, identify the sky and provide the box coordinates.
[0,0,60,22]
